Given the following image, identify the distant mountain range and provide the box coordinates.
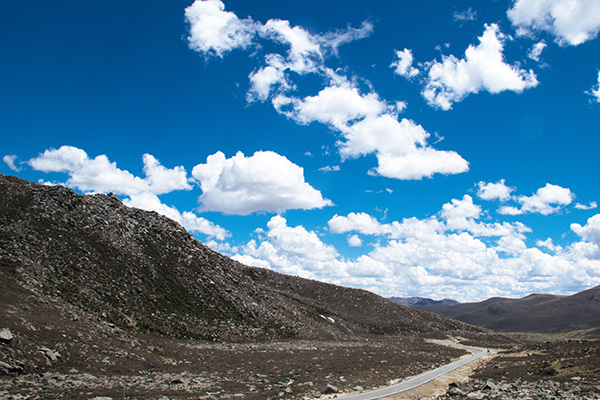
[412,287,600,339]
[389,297,459,307]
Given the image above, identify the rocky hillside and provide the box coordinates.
[0,174,482,342]
[417,287,600,338]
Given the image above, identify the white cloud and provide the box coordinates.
[238,196,600,301]
[576,201,598,210]
[275,86,385,130]
[528,41,547,62]
[499,183,574,215]
[508,0,600,46]
[347,234,363,247]
[276,86,469,180]
[587,71,600,103]
[319,165,340,172]
[423,24,538,110]
[185,0,258,57]
[191,151,332,215]
[390,48,419,78]
[572,214,600,246]
[454,7,478,22]
[234,215,343,278]
[3,155,20,171]
[477,179,514,201]
[319,22,374,55]
[571,214,600,259]
[28,146,228,240]
[329,212,391,236]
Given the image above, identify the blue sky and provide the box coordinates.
[2,0,600,301]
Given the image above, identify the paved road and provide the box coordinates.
[337,346,489,400]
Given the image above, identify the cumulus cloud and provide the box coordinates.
[572,214,600,247]
[422,24,538,110]
[233,215,343,278]
[3,155,20,171]
[185,0,258,57]
[238,195,600,301]
[276,86,469,180]
[347,234,363,247]
[498,183,574,215]
[390,48,419,78]
[508,0,600,46]
[191,151,332,215]
[587,71,600,103]
[477,179,514,201]
[28,146,229,240]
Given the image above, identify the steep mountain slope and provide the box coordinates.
[418,287,600,338]
[0,174,480,342]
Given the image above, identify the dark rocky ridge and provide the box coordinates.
[0,174,485,342]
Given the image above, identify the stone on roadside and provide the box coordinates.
[322,384,339,394]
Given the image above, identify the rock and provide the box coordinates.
[0,328,14,343]
[39,346,61,362]
[198,396,218,400]
[90,397,113,400]
[448,386,465,396]
[467,391,485,399]
[322,384,339,394]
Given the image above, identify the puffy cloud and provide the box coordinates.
[329,212,391,236]
[28,146,228,240]
[191,151,332,215]
[275,86,385,130]
[239,195,600,301]
[499,183,574,215]
[390,48,419,78]
[423,24,538,110]
[277,86,469,180]
[441,195,482,230]
[3,155,20,172]
[142,154,192,195]
[508,0,600,46]
[572,214,600,247]
[477,179,514,201]
[587,71,600,103]
[347,234,363,247]
[185,0,258,57]
[29,146,192,196]
[234,215,343,278]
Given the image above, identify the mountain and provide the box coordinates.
[0,174,483,342]
[416,287,600,338]
[389,297,459,307]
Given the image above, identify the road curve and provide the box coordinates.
[337,346,489,400]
